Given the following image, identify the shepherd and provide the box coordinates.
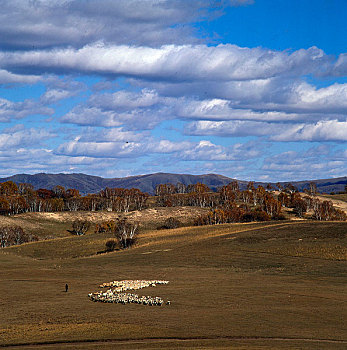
[65,283,68,292]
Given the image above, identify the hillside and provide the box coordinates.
[0,172,346,194]
[1,216,346,348]
[0,172,239,194]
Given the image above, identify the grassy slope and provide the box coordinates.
[0,206,209,240]
[0,216,347,349]
[321,193,347,202]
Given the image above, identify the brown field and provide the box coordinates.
[0,210,346,349]
[319,193,347,210]
[0,206,209,240]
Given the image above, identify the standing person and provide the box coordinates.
[65,283,68,292]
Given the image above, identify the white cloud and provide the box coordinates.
[56,140,147,158]
[89,89,160,110]
[61,106,123,127]
[186,119,347,142]
[0,127,54,150]
[0,69,40,85]
[185,120,282,137]
[55,135,192,159]
[0,98,53,122]
[0,1,345,181]
[0,44,331,81]
[176,98,320,122]
[259,146,347,181]
[55,132,260,163]
[61,89,174,129]
[271,120,347,141]
[61,105,170,130]
[0,0,251,50]
[79,127,145,143]
[334,53,347,76]
[39,77,86,104]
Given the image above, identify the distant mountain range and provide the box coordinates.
[0,172,346,194]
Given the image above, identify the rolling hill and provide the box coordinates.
[0,172,346,194]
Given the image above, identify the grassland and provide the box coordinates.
[321,193,347,203]
[0,210,346,349]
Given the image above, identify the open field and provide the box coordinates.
[320,193,347,208]
[0,212,347,349]
[0,206,209,240]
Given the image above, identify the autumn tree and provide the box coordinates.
[0,225,37,248]
[95,218,139,249]
[255,185,266,206]
[284,183,297,194]
[278,192,290,207]
[160,217,182,229]
[292,197,307,218]
[71,220,90,235]
[276,182,283,191]
[309,182,318,196]
[0,197,10,215]
[114,217,139,248]
[219,184,236,203]
[311,199,345,221]
[95,220,117,234]
[105,239,117,251]
[53,185,66,198]
[0,181,19,196]
[176,182,187,193]
[262,194,282,218]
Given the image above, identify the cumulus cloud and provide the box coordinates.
[0,44,332,82]
[0,147,117,177]
[271,120,347,142]
[79,127,146,143]
[180,140,260,161]
[0,69,40,85]
[261,148,347,181]
[0,0,252,50]
[333,53,347,76]
[56,139,147,158]
[186,119,347,142]
[61,105,170,130]
[0,97,53,122]
[55,128,260,163]
[0,127,54,150]
[176,98,322,122]
[185,120,284,137]
[89,89,160,110]
[0,0,345,181]
[61,80,347,141]
[61,89,174,129]
[155,77,347,113]
[38,76,87,105]
[55,132,193,159]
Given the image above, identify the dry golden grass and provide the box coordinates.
[315,194,347,214]
[0,212,347,349]
[0,206,209,241]
[321,193,347,202]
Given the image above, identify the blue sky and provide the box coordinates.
[0,0,346,181]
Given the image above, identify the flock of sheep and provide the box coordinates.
[88,280,171,306]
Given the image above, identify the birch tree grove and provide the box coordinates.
[0,225,37,248]
[95,218,139,249]
[0,182,148,215]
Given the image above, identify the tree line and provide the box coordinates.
[155,181,346,224]
[0,181,148,215]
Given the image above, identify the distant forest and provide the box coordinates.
[0,180,345,223]
[0,172,347,195]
